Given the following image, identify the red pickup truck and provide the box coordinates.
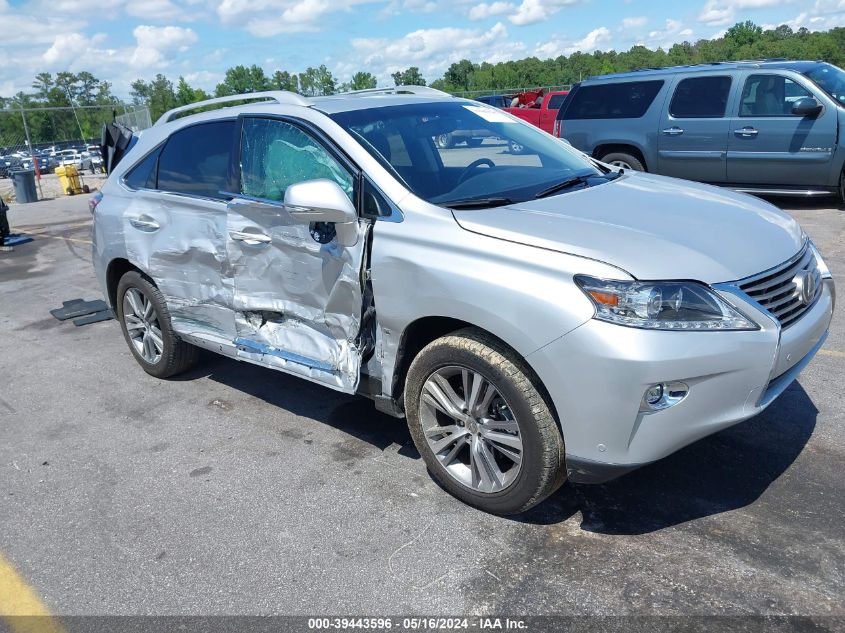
[503,89,570,134]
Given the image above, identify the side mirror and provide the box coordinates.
[284,179,359,247]
[791,97,823,117]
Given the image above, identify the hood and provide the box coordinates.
[452,172,804,283]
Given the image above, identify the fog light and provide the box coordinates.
[641,381,689,412]
[645,384,664,405]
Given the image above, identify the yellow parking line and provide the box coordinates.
[819,349,845,359]
[0,553,64,633]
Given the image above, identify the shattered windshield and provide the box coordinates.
[804,63,845,107]
[329,101,602,206]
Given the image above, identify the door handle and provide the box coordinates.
[661,126,684,136]
[128,215,160,232]
[229,230,272,246]
[734,127,759,137]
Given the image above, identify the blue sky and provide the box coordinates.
[1,0,843,99]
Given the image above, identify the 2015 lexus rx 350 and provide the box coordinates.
[93,87,834,514]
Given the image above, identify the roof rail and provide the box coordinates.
[155,91,311,125]
[332,85,452,98]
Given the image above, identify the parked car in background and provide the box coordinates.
[555,60,845,203]
[19,155,55,174]
[502,89,569,152]
[0,156,23,178]
[95,87,833,515]
[475,94,511,108]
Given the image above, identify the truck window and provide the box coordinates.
[740,75,812,117]
[669,76,731,118]
[563,80,663,120]
[546,94,567,110]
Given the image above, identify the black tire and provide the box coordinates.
[405,327,566,515]
[839,168,845,206]
[116,270,200,378]
[82,185,90,194]
[467,138,483,148]
[600,151,645,172]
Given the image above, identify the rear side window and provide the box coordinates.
[157,120,235,199]
[123,146,161,190]
[669,76,732,118]
[546,94,567,110]
[563,80,663,119]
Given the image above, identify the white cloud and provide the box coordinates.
[621,16,648,28]
[698,0,795,27]
[130,25,198,66]
[535,26,611,57]
[468,1,512,21]
[779,0,845,30]
[348,21,522,85]
[125,0,192,21]
[509,0,577,26]
[216,0,376,36]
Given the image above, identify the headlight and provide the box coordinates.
[575,276,759,331]
[810,240,831,279]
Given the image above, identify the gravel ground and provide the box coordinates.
[0,193,842,625]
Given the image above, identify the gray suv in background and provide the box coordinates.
[555,60,845,203]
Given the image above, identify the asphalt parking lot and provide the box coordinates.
[0,192,843,620]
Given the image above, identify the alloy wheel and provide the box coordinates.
[122,288,163,364]
[609,159,634,170]
[420,366,523,493]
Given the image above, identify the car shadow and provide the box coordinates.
[177,353,817,535]
[177,352,416,453]
[515,382,818,534]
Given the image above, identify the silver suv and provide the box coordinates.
[93,87,835,515]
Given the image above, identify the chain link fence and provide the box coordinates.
[0,104,150,202]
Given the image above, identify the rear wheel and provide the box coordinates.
[839,168,844,206]
[405,328,566,515]
[116,271,200,378]
[600,151,645,172]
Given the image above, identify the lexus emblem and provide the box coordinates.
[794,270,817,306]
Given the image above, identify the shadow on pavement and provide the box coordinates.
[516,382,818,534]
[180,352,416,453]
[176,350,818,536]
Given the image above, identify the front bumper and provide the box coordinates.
[527,277,834,483]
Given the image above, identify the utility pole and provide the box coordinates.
[20,107,44,200]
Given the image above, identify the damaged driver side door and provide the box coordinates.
[226,116,368,393]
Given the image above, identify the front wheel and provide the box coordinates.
[599,151,645,171]
[405,328,566,515]
[116,271,199,378]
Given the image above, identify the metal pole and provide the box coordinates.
[20,108,44,200]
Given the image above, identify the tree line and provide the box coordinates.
[3,21,845,143]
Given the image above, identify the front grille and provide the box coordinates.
[738,243,821,329]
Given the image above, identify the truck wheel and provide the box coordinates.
[600,151,645,172]
[405,327,566,515]
[116,271,200,378]
[839,168,844,206]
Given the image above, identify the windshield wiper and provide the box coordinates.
[445,197,514,209]
[534,175,592,199]
[534,170,620,199]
